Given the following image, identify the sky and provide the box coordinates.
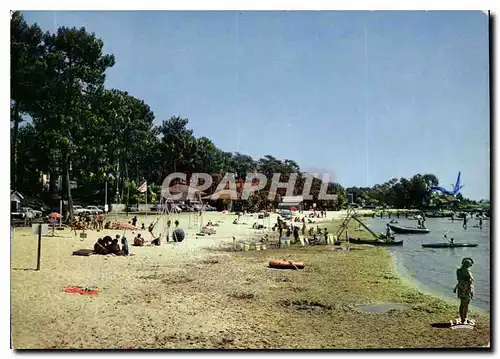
[22,11,490,200]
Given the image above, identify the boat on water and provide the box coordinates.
[388,223,431,234]
[425,211,454,218]
[348,238,403,246]
[422,243,478,248]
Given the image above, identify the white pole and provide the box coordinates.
[145,183,148,219]
[59,199,62,226]
[105,180,108,213]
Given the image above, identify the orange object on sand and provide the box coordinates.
[63,286,100,295]
[268,260,305,270]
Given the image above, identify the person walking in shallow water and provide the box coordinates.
[453,258,474,324]
[463,216,468,230]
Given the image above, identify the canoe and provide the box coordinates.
[388,223,431,234]
[348,238,403,246]
[422,243,478,248]
[269,260,305,270]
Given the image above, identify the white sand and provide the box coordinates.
[11,209,350,348]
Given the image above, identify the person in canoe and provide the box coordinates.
[453,258,474,325]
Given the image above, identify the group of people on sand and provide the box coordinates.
[94,235,129,256]
[132,232,162,246]
[92,216,186,253]
[70,214,106,232]
[308,211,327,219]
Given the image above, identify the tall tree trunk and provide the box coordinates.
[11,102,20,190]
[49,171,59,209]
[115,158,120,203]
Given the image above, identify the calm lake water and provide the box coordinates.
[363,217,490,311]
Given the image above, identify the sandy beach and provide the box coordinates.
[10,210,490,349]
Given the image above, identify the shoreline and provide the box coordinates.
[389,251,489,316]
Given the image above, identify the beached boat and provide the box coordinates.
[388,223,431,234]
[421,243,478,248]
[348,238,403,246]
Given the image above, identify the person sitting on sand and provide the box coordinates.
[102,235,113,247]
[174,219,179,228]
[133,233,145,246]
[141,223,146,230]
[453,258,474,324]
[94,238,108,255]
[260,234,269,243]
[151,234,161,246]
[233,218,239,225]
[108,238,121,255]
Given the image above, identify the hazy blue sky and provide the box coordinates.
[23,11,490,199]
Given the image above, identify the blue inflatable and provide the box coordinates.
[173,228,185,242]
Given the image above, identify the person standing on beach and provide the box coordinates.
[453,258,474,324]
[463,216,468,230]
[293,226,299,244]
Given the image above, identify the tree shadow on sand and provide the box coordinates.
[12,267,38,271]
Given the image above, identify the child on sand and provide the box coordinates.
[453,258,474,324]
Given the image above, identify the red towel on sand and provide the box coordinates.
[63,286,100,295]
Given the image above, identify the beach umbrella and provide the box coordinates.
[290,207,297,212]
[221,210,230,214]
[48,212,63,218]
